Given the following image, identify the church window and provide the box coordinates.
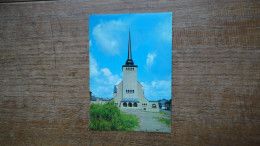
[133,102,137,107]
[152,104,156,108]
[133,90,134,93]
[123,102,127,107]
[128,102,132,107]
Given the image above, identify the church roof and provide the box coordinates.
[121,98,139,103]
[123,30,138,68]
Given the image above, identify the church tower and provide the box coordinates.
[122,31,138,101]
[113,31,159,111]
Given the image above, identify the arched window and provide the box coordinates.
[128,102,132,107]
[123,102,127,107]
[133,102,137,107]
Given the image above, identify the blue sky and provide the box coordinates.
[89,12,172,101]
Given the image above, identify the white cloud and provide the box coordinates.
[152,81,156,87]
[92,69,122,98]
[89,54,99,77]
[92,19,128,55]
[101,68,111,76]
[152,80,171,89]
[141,80,171,101]
[146,53,157,68]
[90,59,122,98]
[89,40,92,47]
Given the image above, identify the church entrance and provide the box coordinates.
[133,102,137,107]
[128,102,132,107]
[123,102,127,107]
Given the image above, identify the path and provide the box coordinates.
[121,109,171,133]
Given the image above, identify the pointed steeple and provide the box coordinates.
[125,30,134,66]
[128,30,132,60]
[122,30,138,69]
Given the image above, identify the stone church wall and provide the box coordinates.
[0,0,259,145]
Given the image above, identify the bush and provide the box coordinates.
[90,101,138,131]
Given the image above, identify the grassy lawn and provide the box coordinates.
[120,113,139,131]
[90,101,138,131]
[155,117,171,127]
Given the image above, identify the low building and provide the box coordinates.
[91,96,112,105]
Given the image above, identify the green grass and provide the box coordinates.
[155,117,171,127]
[120,113,139,131]
[90,101,138,131]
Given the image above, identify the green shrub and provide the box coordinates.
[90,101,138,131]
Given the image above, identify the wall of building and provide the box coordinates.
[0,0,259,145]
[123,67,138,99]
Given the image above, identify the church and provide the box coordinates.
[113,31,159,112]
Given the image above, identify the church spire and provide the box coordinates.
[125,29,134,66]
[128,30,132,60]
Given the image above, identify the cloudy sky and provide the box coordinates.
[89,12,172,101]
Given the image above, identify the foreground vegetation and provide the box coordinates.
[90,101,138,131]
[155,117,171,127]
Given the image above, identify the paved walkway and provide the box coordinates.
[121,109,171,133]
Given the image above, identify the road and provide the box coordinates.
[121,109,171,133]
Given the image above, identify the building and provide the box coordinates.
[113,31,159,112]
[90,96,112,105]
[158,98,171,110]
